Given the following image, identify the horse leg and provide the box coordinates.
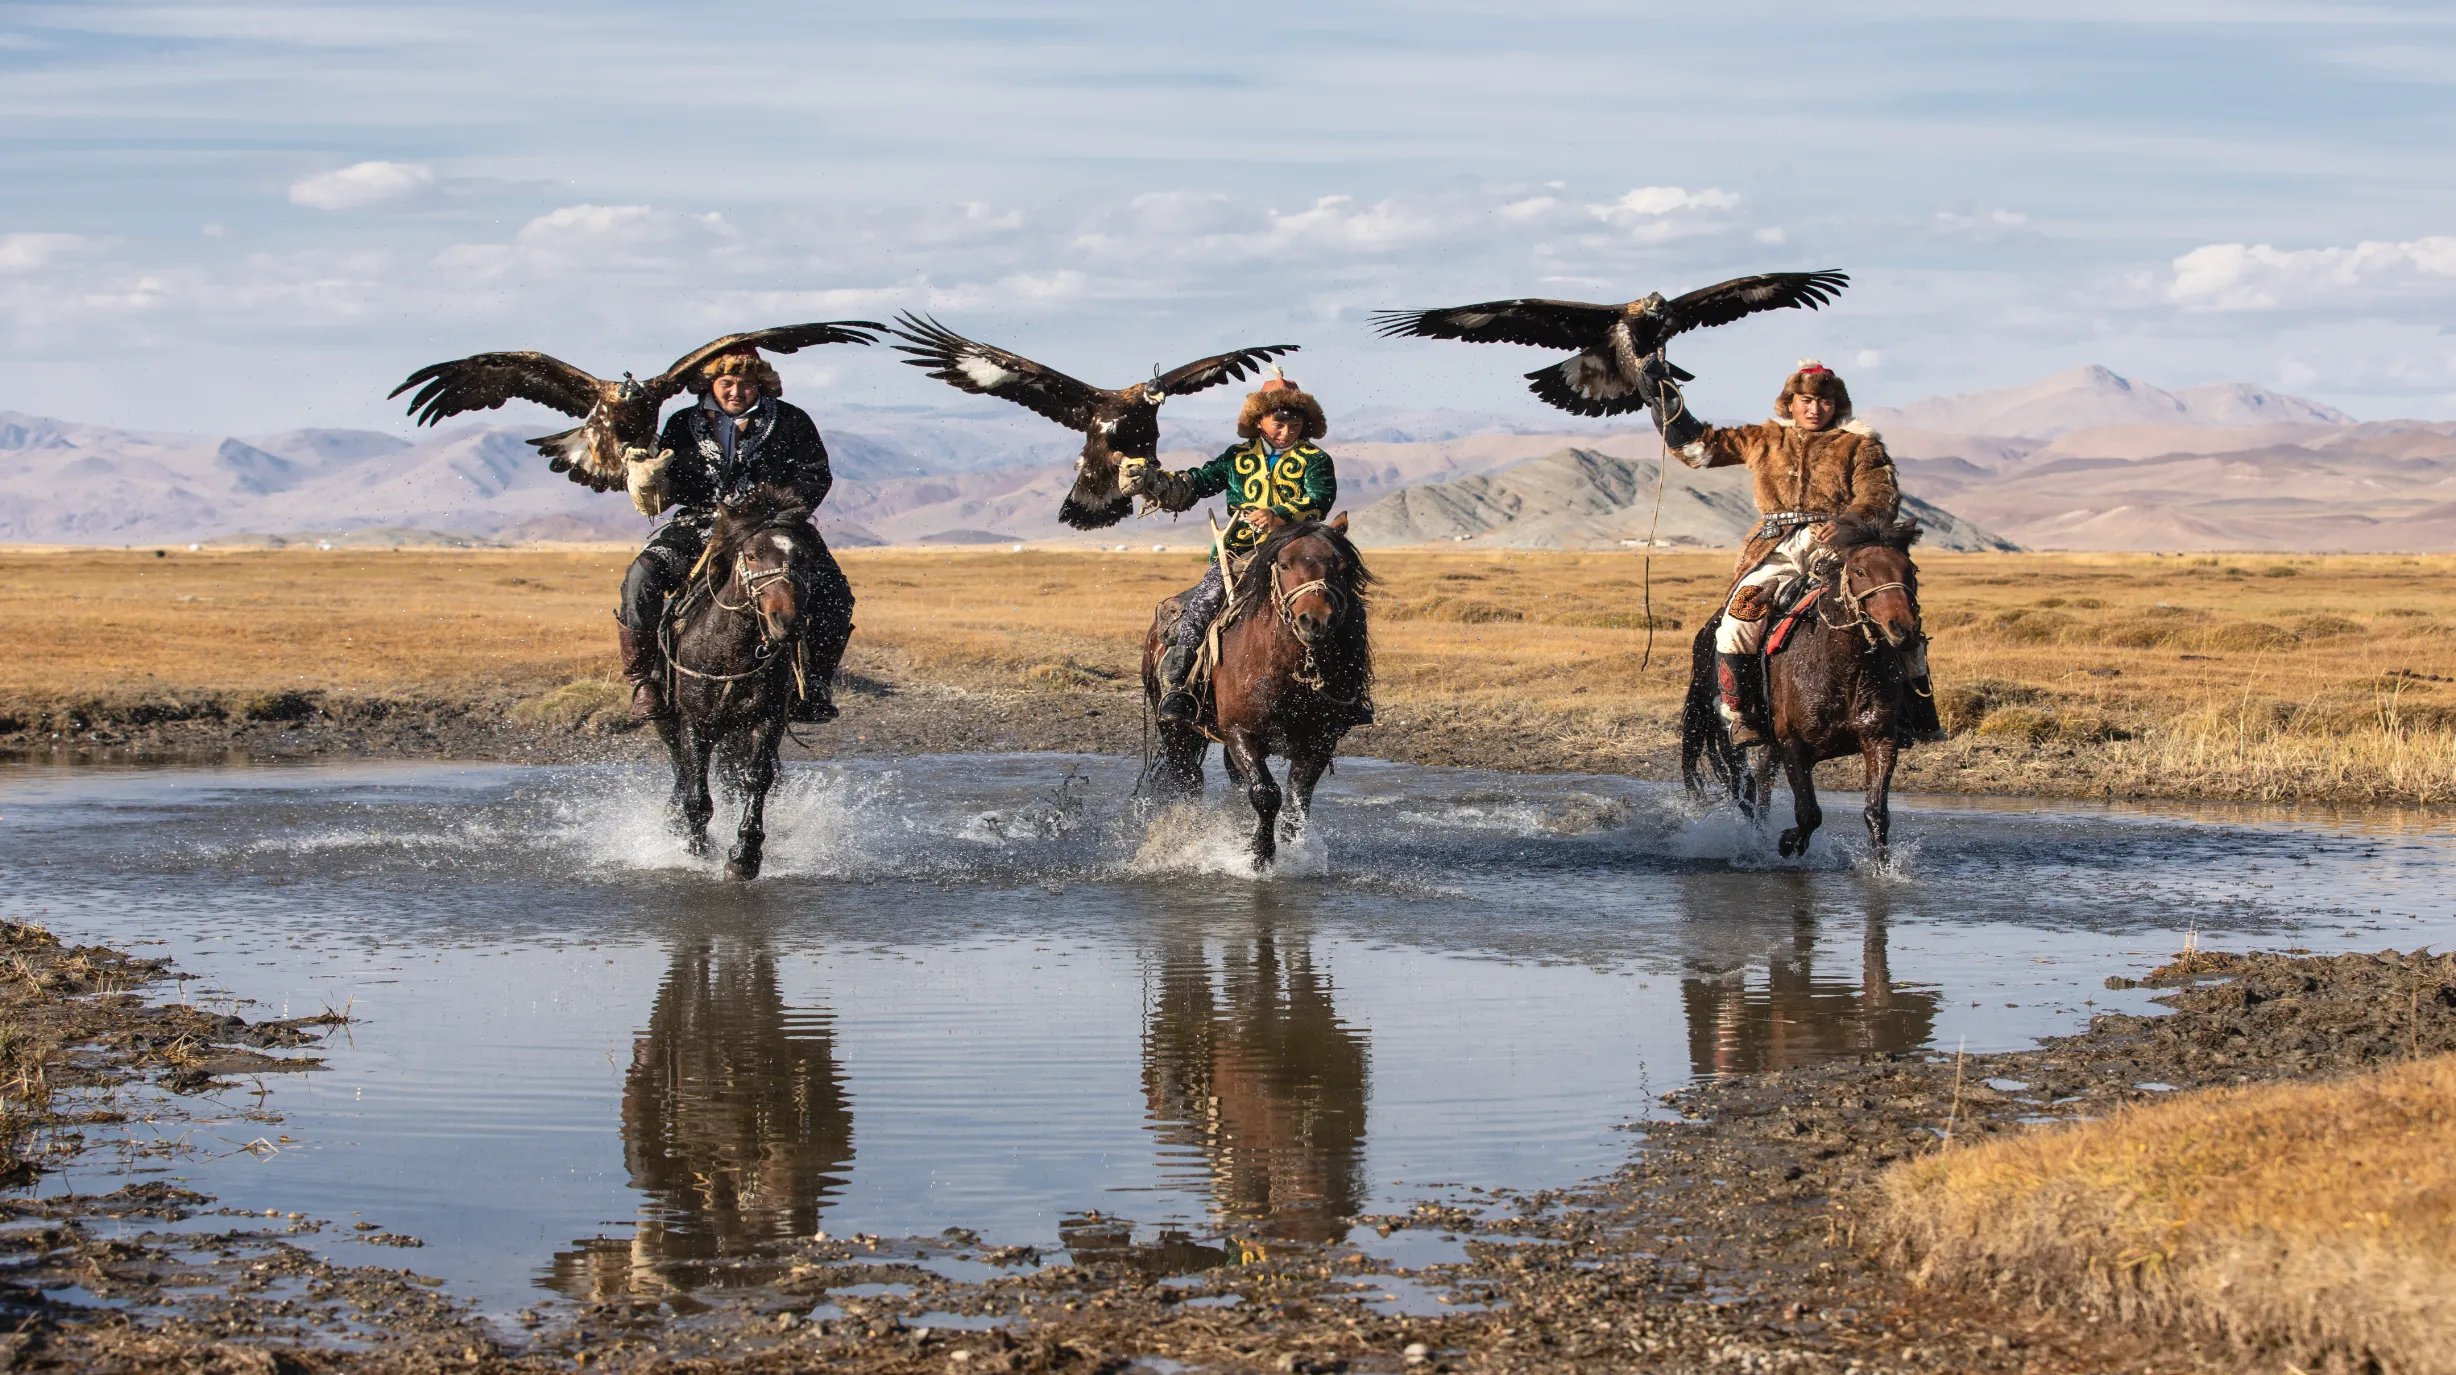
[1281,738,1333,842]
[1157,721,1208,800]
[725,717,785,881]
[1861,736,1899,860]
[678,721,717,857]
[1222,729,1282,866]
[1777,745,1822,859]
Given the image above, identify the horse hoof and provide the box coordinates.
[1778,829,1806,858]
[724,858,761,882]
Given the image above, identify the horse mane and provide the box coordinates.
[1826,515,1922,555]
[1227,519,1375,619]
[702,485,812,583]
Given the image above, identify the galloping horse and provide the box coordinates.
[1141,516,1373,865]
[1682,517,1925,860]
[655,486,830,880]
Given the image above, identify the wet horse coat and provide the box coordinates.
[1140,518,1373,865]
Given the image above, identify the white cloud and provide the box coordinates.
[288,160,437,211]
[2166,235,2456,311]
[0,233,104,273]
[1934,208,2031,236]
[1587,187,1743,226]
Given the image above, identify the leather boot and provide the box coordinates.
[792,618,851,725]
[1903,675,1946,744]
[616,623,670,724]
[1156,646,1202,725]
[1715,651,1768,747]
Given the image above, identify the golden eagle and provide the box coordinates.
[887,313,1298,529]
[388,322,885,491]
[1371,271,1849,418]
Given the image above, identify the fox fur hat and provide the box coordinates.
[1773,359,1851,424]
[1235,366,1328,442]
[695,346,784,398]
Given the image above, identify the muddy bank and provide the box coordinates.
[0,680,2367,808]
[5,908,2448,1374]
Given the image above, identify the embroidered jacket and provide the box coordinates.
[654,398,835,515]
[1175,439,1339,555]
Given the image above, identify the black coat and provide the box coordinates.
[655,399,835,513]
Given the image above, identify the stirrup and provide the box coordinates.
[1157,687,1202,725]
[628,678,671,725]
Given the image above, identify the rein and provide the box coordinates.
[662,535,804,689]
[1813,552,1913,651]
[1267,555,1364,706]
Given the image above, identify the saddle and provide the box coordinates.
[1761,584,1827,657]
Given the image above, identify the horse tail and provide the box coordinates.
[1680,618,1739,800]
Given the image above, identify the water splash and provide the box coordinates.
[1121,801,1331,881]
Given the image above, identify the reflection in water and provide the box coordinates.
[1681,884,1939,1077]
[1141,907,1369,1246]
[546,932,852,1301]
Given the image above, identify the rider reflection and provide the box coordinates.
[1678,880,1938,1077]
[544,932,852,1302]
[1140,904,1368,1247]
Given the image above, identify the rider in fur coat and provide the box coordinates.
[615,346,856,726]
[1646,360,1940,745]
[1127,369,1360,727]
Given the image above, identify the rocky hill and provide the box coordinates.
[1350,447,2015,552]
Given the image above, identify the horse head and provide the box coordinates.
[1823,517,1921,651]
[706,486,815,646]
[1244,512,1369,650]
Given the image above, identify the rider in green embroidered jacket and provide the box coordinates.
[1126,369,1356,725]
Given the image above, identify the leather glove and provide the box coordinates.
[1116,455,1154,496]
[625,446,674,518]
[1137,466,1201,514]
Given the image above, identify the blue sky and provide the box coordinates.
[4,0,2454,436]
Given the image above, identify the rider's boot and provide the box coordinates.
[792,617,851,725]
[617,623,671,725]
[1902,674,1947,744]
[1156,646,1202,725]
[1715,651,1769,747]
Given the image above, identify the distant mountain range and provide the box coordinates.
[10,366,2456,552]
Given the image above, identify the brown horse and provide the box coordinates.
[1682,517,1925,860]
[1140,516,1373,865]
[655,487,831,880]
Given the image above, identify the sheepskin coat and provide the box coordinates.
[1674,417,1902,569]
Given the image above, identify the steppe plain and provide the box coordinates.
[9,543,2456,805]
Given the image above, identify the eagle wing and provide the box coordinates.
[1523,352,1653,419]
[388,352,606,427]
[1152,344,1301,397]
[1369,299,1620,351]
[646,320,887,401]
[887,313,1110,430]
[1662,270,1850,336]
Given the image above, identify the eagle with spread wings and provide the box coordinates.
[887,313,1299,530]
[388,322,886,491]
[1370,271,1849,418]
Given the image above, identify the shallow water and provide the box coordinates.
[2,753,2449,1317]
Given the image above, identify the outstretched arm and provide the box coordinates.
[1126,448,1235,514]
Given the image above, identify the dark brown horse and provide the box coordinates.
[655,488,831,880]
[1682,517,1925,860]
[1141,517,1373,865]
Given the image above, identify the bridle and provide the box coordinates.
[1265,545,1363,704]
[1814,547,1916,652]
[662,529,805,687]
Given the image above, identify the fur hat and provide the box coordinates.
[1773,359,1851,424]
[696,346,784,398]
[1235,366,1328,442]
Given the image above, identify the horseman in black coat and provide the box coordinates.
[614,346,856,725]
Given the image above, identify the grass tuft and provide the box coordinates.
[1881,1053,2456,1374]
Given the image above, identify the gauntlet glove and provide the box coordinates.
[625,446,675,517]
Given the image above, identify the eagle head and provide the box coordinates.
[616,371,644,402]
[1142,369,1168,405]
[1634,292,1669,313]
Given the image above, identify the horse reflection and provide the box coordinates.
[545,934,852,1302]
[1140,912,1368,1246]
[1680,883,1938,1077]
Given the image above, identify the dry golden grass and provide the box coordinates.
[1881,1053,2456,1374]
[9,545,2456,800]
